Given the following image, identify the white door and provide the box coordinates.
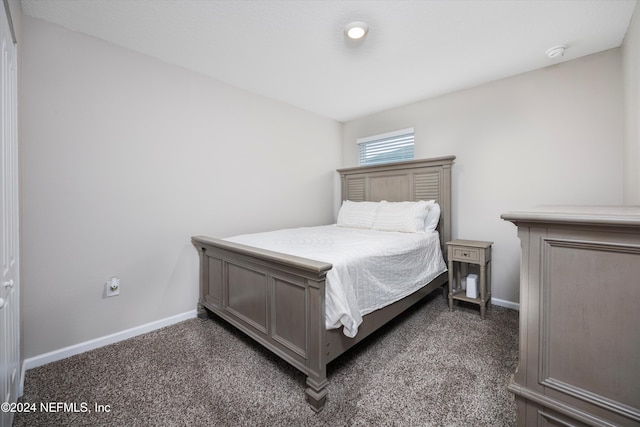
[0,2,19,426]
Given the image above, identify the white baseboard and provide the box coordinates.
[491,297,519,311]
[22,310,198,372]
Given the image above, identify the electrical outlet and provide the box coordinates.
[105,277,120,297]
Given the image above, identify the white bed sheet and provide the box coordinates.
[225,225,447,338]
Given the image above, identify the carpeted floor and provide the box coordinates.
[15,293,518,426]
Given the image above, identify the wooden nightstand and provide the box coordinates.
[446,239,493,319]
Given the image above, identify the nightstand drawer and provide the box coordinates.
[451,247,480,262]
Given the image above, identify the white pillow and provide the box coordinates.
[424,201,441,232]
[337,200,378,229]
[372,200,430,233]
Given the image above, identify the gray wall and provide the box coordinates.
[623,4,640,204]
[342,49,624,305]
[21,16,342,358]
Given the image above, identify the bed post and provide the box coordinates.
[439,160,453,259]
[196,245,209,319]
[305,276,328,412]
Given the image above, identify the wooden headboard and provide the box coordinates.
[336,155,455,253]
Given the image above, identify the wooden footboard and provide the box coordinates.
[192,235,333,411]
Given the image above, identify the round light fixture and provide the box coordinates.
[546,45,566,59]
[345,21,369,40]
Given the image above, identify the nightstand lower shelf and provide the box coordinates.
[451,290,481,305]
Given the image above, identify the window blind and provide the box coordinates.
[357,128,414,166]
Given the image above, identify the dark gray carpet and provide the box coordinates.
[15,294,518,426]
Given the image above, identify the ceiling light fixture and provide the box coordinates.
[546,45,566,59]
[345,21,369,40]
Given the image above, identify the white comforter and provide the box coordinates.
[225,225,447,338]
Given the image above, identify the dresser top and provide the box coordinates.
[501,205,640,227]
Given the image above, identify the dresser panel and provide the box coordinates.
[541,239,640,418]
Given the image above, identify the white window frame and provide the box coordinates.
[357,127,415,166]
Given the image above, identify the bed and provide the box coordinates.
[192,155,454,412]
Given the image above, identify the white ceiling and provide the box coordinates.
[21,0,638,122]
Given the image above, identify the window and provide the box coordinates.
[357,128,414,166]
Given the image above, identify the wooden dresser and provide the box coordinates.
[502,206,640,427]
